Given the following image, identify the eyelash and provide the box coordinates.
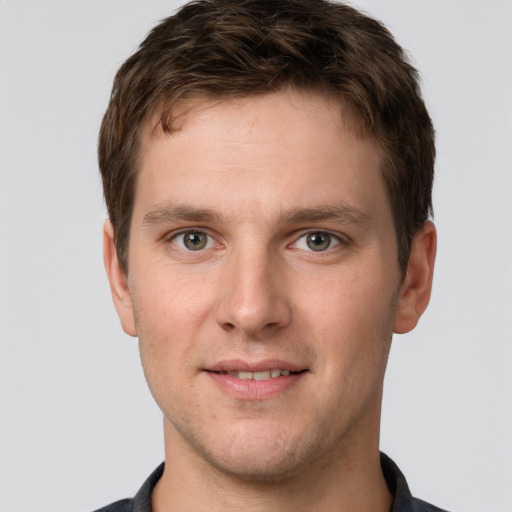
[167,229,348,254]
[168,230,217,251]
[291,231,345,252]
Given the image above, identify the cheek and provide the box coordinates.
[131,260,215,332]
[135,296,203,422]
[130,272,208,392]
[300,267,396,374]
[301,265,394,328]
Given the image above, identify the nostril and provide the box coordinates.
[221,322,236,331]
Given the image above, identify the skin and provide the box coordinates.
[104,89,436,512]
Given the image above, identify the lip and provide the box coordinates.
[207,359,305,373]
[204,359,308,401]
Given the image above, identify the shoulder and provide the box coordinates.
[413,497,451,512]
[91,463,164,512]
[380,453,451,512]
[92,498,133,512]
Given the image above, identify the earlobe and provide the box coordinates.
[394,221,437,334]
[103,220,137,337]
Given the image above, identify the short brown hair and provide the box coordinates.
[99,0,435,274]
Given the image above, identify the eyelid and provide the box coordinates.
[163,227,349,252]
[166,228,218,251]
[290,230,349,251]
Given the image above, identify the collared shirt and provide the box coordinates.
[93,453,449,512]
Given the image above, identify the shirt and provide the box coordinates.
[93,453,449,512]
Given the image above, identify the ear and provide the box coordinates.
[103,220,137,337]
[394,221,437,334]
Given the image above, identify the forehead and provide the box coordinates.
[143,89,372,150]
[135,90,387,222]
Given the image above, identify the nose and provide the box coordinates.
[215,246,292,338]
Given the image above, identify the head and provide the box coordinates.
[100,0,437,487]
[98,0,435,277]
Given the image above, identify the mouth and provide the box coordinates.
[204,360,309,400]
[211,369,306,380]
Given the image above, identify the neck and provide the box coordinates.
[152,420,392,512]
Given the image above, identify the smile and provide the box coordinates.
[224,369,292,380]
[206,365,308,400]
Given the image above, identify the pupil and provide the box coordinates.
[307,232,330,251]
[184,232,207,250]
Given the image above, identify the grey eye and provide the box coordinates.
[293,231,341,252]
[306,232,332,251]
[173,231,212,250]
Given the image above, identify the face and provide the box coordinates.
[105,89,434,481]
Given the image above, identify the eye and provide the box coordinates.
[171,231,214,251]
[294,231,341,252]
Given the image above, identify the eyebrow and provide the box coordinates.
[142,204,222,227]
[280,204,371,227]
[142,202,371,228]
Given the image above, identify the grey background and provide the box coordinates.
[1,1,511,511]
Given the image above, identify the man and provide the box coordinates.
[97,0,444,510]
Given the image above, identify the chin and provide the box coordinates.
[207,451,311,483]
[189,427,324,483]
